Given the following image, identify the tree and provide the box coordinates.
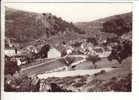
[107,40,132,64]
[5,57,20,75]
[86,37,98,46]
[102,16,132,36]
[39,44,50,58]
[86,55,101,69]
[63,57,75,66]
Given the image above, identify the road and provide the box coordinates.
[37,67,114,79]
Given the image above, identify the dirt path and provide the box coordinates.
[37,67,114,79]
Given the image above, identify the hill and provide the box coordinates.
[5,7,132,49]
[5,7,84,44]
[75,12,132,41]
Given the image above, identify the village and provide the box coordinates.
[5,36,113,67]
[4,4,132,92]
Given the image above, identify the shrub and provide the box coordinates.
[94,70,106,76]
[71,42,82,47]
[72,82,86,87]
[86,37,98,46]
[5,73,40,92]
[5,57,20,75]
[92,73,132,92]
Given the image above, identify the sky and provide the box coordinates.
[5,3,132,22]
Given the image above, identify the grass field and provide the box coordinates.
[21,56,84,76]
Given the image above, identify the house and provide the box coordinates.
[16,57,27,66]
[93,47,111,58]
[5,48,20,57]
[5,48,16,56]
[26,45,39,54]
[48,48,61,58]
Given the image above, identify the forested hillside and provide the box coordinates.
[75,12,132,40]
[5,7,84,43]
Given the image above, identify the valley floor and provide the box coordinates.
[39,57,132,92]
